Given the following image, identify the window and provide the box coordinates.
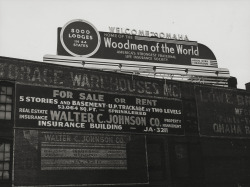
[0,143,10,180]
[0,86,13,120]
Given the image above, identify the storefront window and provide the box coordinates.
[0,143,10,180]
[0,86,13,120]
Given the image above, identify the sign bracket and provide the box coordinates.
[43,54,230,87]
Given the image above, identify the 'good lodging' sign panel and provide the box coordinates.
[16,84,184,135]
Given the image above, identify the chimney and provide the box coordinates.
[246,82,250,92]
[227,77,237,88]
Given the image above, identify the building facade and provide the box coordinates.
[0,56,250,187]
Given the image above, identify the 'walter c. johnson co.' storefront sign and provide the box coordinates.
[14,129,148,186]
[195,86,250,138]
[40,132,129,170]
[16,84,183,135]
[58,19,218,67]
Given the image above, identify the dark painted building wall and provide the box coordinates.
[0,56,250,187]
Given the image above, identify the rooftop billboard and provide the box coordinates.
[57,19,218,68]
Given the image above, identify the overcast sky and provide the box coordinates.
[0,0,249,89]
